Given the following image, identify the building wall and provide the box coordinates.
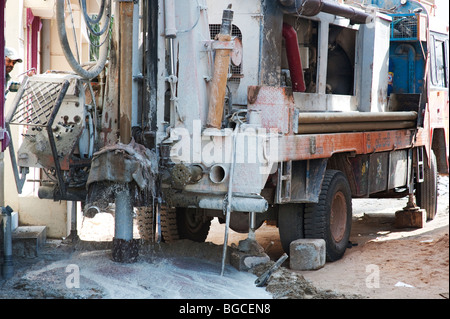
[3,0,90,238]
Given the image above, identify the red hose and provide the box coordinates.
[282,23,306,92]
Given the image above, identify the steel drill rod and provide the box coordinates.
[298,111,417,124]
[297,121,416,134]
[221,124,239,276]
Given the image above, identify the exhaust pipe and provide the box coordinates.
[207,5,234,129]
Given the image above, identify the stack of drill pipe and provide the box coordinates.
[297,111,417,134]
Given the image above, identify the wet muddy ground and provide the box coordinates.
[0,176,448,299]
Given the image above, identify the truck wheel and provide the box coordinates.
[176,208,211,242]
[160,207,180,242]
[136,207,155,242]
[304,170,352,262]
[278,203,305,254]
[160,207,211,243]
[416,150,438,221]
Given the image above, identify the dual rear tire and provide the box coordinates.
[137,207,211,243]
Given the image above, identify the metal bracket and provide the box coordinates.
[201,40,235,52]
[415,146,425,183]
[5,77,70,197]
[276,160,292,203]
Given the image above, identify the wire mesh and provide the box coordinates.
[391,15,418,40]
[9,80,67,127]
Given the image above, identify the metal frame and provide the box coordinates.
[5,77,70,195]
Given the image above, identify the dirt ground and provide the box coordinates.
[208,175,449,299]
[0,175,448,299]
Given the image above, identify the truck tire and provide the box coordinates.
[304,170,352,262]
[176,208,211,242]
[416,150,438,221]
[160,207,211,243]
[160,207,180,242]
[278,203,305,254]
[136,207,155,242]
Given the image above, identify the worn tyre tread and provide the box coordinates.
[136,207,155,242]
[304,170,352,262]
[278,203,305,254]
[416,150,438,221]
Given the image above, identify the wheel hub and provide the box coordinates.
[330,191,347,243]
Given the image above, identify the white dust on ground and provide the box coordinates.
[0,176,448,299]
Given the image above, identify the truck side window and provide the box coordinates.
[431,36,448,88]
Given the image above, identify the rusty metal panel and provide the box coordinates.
[348,154,369,197]
[276,129,415,162]
[247,86,295,135]
[289,158,327,203]
[388,149,408,189]
[368,152,389,194]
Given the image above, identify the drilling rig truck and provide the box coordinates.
[2,0,448,266]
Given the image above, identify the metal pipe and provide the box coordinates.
[207,5,234,129]
[164,0,177,38]
[164,0,179,123]
[282,23,306,92]
[321,1,371,24]
[298,111,418,124]
[221,121,239,276]
[278,0,372,24]
[2,206,14,279]
[164,0,177,81]
[248,212,256,241]
[114,185,134,241]
[69,201,78,241]
[112,184,138,263]
[198,196,268,213]
[164,0,176,76]
[297,121,416,134]
[38,186,86,201]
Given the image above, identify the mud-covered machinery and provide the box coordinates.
[6,0,448,268]
[5,73,100,201]
[125,0,446,267]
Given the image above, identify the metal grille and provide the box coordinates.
[209,24,242,83]
[391,14,418,40]
[8,79,68,127]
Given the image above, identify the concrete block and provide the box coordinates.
[289,239,326,271]
[230,249,270,271]
[12,226,47,258]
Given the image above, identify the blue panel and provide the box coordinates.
[388,42,426,94]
